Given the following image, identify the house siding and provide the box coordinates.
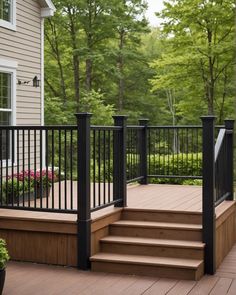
[0,0,42,125]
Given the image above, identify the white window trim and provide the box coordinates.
[0,59,17,167]
[0,0,16,31]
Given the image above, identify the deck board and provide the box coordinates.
[0,184,202,223]
[4,242,236,295]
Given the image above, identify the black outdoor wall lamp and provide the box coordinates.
[33,76,40,88]
[17,76,40,88]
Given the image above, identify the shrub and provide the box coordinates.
[127,153,202,185]
[0,239,9,270]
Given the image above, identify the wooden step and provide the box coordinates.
[90,253,204,280]
[110,220,202,241]
[100,236,205,259]
[122,208,202,224]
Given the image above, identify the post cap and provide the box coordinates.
[112,115,128,119]
[225,119,235,130]
[200,116,216,123]
[75,112,93,118]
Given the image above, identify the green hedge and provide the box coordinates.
[126,153,202,185]
[148,152,202,185]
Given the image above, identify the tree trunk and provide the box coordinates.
[86,57,92,91]
[117,30,125,111]
[45,20,67,104]
[207,28,215,115]
[68,7,80,112]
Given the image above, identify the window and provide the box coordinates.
[0,72,12,160]
[0,59,17,162]
[0,0,16,31]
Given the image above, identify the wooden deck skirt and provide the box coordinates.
[0,185,235,272]
[215,200,236,268]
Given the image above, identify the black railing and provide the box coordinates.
[0,126,78,213]
[148,126,202,180]
[126,126,142,183]
[202,117,235,275]
[0,113,234,275]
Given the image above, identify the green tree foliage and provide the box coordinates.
[44,0,150,124]
[44,0,235,126]
[150,0,235,124]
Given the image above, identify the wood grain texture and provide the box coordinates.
[3,242,236,295]
[215,202,236,268]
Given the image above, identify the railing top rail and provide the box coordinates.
[215,128,226,162]
[127,125,144,130]
[91,125,122,131]
[0,125,78,130]
[147,125,203,129]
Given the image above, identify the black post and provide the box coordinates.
[201,116,216,275]
[139,119,149,185]
[113,115,127,207]
[75,113,92,270]
[225,119,235,201]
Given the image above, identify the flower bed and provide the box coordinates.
[1,169,57,204]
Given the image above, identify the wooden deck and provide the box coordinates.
[0,184,202,222]
[127,184,202,212]
[4,243,236,295]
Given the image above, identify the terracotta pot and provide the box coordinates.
[0,268,6,295]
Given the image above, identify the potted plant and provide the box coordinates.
[0,239,9,294]
[2,169,57,204]
[2,177,34,205]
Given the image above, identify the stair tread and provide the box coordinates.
[90,253,203,269]
[112,220,202,230]
[124,208,202,215]
[101,236,205,249]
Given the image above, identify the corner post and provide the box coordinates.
[139,119,149,184]
[201,115,216,275]
[113,115,127,207]
[75,113,92,270]
[225,119,235,200]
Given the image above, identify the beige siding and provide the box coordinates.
[0,0,42,126]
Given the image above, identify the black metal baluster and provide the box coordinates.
[158,128,161,175]
[52,129,55,209]
[22,130,25,206]
[93,130,96,208]
[64,129,67,210]
[103,130,106,205]
[6,130,9,205]
[11,129,14,206]
[177,128,179,175]
[34,130,37,207]
[59,129,61,209]
[108,130,111,203]
[16,130,19,206]
[28,129,31,207]
[97,130,100,206]
[167,128,170,175]
[70,130,73,210]
[46,129,49,209]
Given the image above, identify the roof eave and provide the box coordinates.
[39,0,56,18]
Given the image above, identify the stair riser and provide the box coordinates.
[110,226,202,241]
[92,261,204,281]
[100,242,204,260]
[122,211,202,225]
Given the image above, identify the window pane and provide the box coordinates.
[0,111,10,125]
[0,112,11,160]
[0,0,11,22]
[0,72,11,109]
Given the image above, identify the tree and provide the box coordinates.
[150,0,235,121]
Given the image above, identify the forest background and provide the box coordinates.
[44,0,235,126]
